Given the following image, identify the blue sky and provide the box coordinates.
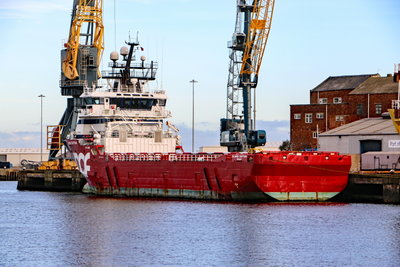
[0,0,399,149]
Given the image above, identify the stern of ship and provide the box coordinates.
[251,152,351,201]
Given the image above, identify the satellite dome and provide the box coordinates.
[110,51,119,61]
[120,46,129,56]
[140,56,146,62]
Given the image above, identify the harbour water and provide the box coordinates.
[1,181,399,267]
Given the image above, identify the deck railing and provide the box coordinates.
[110,153,225,162]
[108,151,341,162]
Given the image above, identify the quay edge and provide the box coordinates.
[332,172,400,204]
[17,170,86,192]
[0,169,19,181]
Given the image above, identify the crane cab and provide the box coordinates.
[247,130,267,147]
[229,33,246,51]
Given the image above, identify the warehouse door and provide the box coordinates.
[360,140,382,154]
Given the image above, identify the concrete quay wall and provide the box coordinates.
[333,173,400,204]
[0,169,19,181]
[17,170,86,192]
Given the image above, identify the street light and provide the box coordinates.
[189,79,198,152]
[38,94,45,162]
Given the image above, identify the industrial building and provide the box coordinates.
[290,73,399,150]
[318,116,400,171]
[0,148,48,167]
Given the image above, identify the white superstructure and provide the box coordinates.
[71,42,180,154]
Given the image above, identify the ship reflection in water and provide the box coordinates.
[1,182,399,267]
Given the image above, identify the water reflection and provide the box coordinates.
[1,182,399,267]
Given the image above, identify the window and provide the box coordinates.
[84,97,101,105]
[357,104,364,115]
[319,98,327,104]
[316,113,324,119]
[333,97,342,104]
[305,113,312,123]
[112,130,119,137]
[294,114,301,120]
[312,132,318,139]
[335,115,344,122]
[88,56,95,66]
[109,98,157,110]
[375,104,382,114]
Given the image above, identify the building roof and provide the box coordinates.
[349,75,399,95]
[311,74,377,92]
[319,117,398,136]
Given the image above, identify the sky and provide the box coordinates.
[0,0,399,149]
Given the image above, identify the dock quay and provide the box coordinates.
[0,169,19,181]
[333,172,400,204]
[17,170,86,192]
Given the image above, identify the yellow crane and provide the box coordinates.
[47,0,105,162]
[241,0,275,77]
[62,0,104,80]
[388,108,400,134]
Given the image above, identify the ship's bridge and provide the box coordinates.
[81,97,166,110]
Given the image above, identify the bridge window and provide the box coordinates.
[109,98,156,110]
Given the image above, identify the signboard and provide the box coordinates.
[388,140,400,148]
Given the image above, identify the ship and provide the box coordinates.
[65,40,352,202]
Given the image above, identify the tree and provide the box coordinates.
[279,140,291,151]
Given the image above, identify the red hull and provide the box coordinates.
[66,140,351,201]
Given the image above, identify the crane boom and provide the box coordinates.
[241,0,275,77]
[62,0,104,80]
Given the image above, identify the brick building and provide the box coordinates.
[290,73,399,151]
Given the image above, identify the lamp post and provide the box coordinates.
[189,79,198,152]
[38,94,45,162]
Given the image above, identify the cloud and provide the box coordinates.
[195,121,220,131]
[0,131,41,148]
[0,1,69,12]
[0,0,69,19]
[277,126,290,133]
